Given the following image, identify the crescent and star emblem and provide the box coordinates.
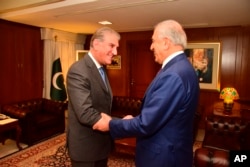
[52,72,63,90]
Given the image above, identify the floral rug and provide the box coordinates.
[0,133,202,167]
[0,133,135,167]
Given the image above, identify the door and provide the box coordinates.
[128,40,161,98]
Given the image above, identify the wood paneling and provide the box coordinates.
[85,26,250,105]
[2,17,250,130]
[3,19,248,128]
[90,26,250,128]
[0,19,43,105]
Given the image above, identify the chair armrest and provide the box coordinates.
[194,148,229,167]
[2,105,31,119]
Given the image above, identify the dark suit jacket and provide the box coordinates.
[110,53,200,167]
[66,54,113,161]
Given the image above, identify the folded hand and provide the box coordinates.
[92,113,111,131]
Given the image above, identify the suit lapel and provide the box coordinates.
[85,55,112,97]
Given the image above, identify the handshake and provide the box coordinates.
[92,113,133,131]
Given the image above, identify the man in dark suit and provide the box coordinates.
[94,20,200,167]
[66,27,120,167]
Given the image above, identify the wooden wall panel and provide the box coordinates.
[217,27,239,89]
[86,31,154,96]
[1,17,249,128]
[0,19,43,105]
[1,19,249,128]
[87,26,250,128]
[238,28,250,99]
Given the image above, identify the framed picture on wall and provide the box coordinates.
[184,42,221,91]
[107,55,121,69]
[76,50,88,61]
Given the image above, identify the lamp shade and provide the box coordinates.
[219,87,239,100]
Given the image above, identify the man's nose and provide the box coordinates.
[150,44,154,51]
[112,48,118,55]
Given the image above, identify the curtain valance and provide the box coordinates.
[41,27,86,44]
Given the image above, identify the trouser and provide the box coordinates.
[71,158,108,167]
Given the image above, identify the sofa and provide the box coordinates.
[111,96,142,118]
[2,98,67,145]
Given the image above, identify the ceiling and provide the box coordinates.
[0,0,250,34]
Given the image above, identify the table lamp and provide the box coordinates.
[219,87,239,113]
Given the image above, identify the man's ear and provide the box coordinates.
[165,38,174,50]
[92,39,100,49]
[163,38,170,50]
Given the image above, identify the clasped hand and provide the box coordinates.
[92,113,111,131]
[92,113,134,131]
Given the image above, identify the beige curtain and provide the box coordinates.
[41,28,86,99]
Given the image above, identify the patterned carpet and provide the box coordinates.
[0,133,202,167]
[0,133,136,167]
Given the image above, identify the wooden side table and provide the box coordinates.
[0,118,22,150]
[213,101,241,117]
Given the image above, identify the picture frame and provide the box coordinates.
[185,42,221,91]
[107,55,121,69]
[76,50,88,61]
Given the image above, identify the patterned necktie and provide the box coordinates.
[99,67,107,87]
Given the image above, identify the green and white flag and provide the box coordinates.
[50,47,67,101]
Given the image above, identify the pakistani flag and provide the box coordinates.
[50,57,67,101]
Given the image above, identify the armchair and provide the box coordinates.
[2,98,67,145]
[202,114,248,151]
[194,114,249,167]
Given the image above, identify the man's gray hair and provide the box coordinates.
[155,20,187,48]
[90,27,120,47]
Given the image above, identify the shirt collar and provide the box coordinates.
[88,51,102,69]
[162,51,184,69]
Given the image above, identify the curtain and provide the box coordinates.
[41,28,86,99]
